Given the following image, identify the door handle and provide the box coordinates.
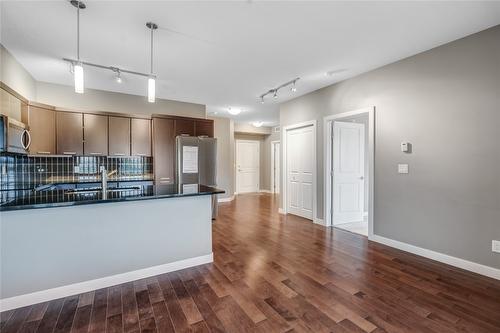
[63,151,76,155]
[358,176,364,180]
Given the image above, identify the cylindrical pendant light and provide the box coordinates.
[73,1,85,94]
[146,22,158,103]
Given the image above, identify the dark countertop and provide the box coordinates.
[0,184,224,212]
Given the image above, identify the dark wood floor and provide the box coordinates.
[2,193,500,333]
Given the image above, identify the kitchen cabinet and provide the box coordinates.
[174,118,195,137]
[153,117,175,184]
[56,112,83,155]
[131,118,151,156]
[195,119,214,137]
[28,104,56,155]
[109,116,130,156]
[84,114,108,156]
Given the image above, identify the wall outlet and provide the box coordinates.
[398,164,409,174]
[492,240,500,253]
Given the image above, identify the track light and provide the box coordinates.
[259,77,300,102]
[260,96,264,104]
[113,69,122,83]
[291,81,297,92]
[273,90,278,99]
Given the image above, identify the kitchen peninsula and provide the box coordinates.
[1,184,223,309]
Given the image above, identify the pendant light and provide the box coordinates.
[146,22,158,103]
[71,0,85,93]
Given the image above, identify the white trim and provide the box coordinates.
[370,235,500,281]
[324,107,375,239]
[235,139,260,194]
[314,218,326,226]
[259,189,272,193]
[218,195,235,203]
[278,208,286,215]
[270,140,280,194]
[282,120,317,221]
[0,253,214,312]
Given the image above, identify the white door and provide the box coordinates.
[287,126,314,220]
[332,121,365,224]
[272,142,280,194]
[236,140,260,193]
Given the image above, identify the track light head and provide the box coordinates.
[273,90,278,99]
[291,81,297,92]
[70,0,86,9]
[260,96,265,104]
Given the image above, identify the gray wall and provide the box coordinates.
[0,44,36,100]
[211,117,235,199]
[263,130,280,192]
[280,25,500,269]
[36,81,206,118]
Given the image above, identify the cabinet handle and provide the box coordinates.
[160,177,171,180]
[37,151,51,155]
[113,153,125,156]
[137,153,148,156]
[89,152,102,155]
[63,152,76,155]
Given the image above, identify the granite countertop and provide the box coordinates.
[0,184,224,212]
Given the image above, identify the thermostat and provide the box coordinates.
[401,142,411,153]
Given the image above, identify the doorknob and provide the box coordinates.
[358,176,364,180]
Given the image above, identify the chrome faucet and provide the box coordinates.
[99,167,117,199]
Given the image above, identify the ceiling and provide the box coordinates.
[1,1,499,126]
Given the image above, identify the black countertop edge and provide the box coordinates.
[0,185,224,212]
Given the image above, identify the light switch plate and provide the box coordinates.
[492,240,500,253]
[398,164,409,174]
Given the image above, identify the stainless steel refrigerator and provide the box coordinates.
[176,136,218,218]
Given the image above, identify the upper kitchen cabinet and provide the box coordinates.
[0,85,28,123]
[131,118,151,156]
[109,116,131,156]
[195,119,214,137]
[56,112,83,155]
[28,104,56,155]
[152,117,175,184]
[84,113,108,156]
[174,118,195,137]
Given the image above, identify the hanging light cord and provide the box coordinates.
[76,1,80,61]
[150,25,154,74]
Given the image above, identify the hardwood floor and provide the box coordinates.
[2,193,500,333]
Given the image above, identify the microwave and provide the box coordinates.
[0,115,30,154]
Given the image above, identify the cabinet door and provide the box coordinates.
[56,112,83,155]
[174,119,195,137]
[109,116,130,156]
[153,117,175,184]
[131,118,151,156]
[29,106,56,155]
[84,114,108,156]
[195,120,214,137]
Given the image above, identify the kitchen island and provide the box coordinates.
[0,184,223,310]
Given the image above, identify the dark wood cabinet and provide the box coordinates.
[108,116,130,156]
[83,114,108,156]
[131,118,151,156]
[153,117,175,184]
[174,119,195,137]
[195,119,214,137]
[56,112,83,155]
[28,105,56,155]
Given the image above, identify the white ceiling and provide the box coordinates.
[1,1,499,126]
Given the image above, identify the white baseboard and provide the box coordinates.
[278,208,286,215]
[314,218,326,226]
[370,235,500,281]
[218,195,234,203]
[0,253,213,312]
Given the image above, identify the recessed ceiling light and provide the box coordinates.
[252,121,264,128]
[228,107,241,115]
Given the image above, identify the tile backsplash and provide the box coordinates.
[0,155,153,190]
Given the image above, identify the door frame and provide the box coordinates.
[270,140,280,194]
[235,139,260,194]
[282,120,317,223]
[324,107,375,237]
